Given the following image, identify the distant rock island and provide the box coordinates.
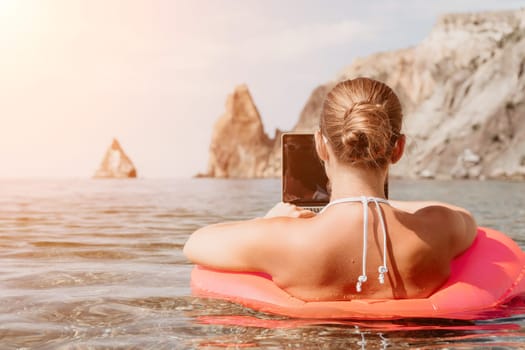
[94,139,137,179]
[204,9,525,180]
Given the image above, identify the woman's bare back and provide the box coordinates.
[267,201,471,301]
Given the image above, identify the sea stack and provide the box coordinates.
[94,138,137,179]
[205,84,274,178]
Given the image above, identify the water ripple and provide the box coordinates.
[0,178,523,348]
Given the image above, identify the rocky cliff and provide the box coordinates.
[205,9,525,179]
[94,139,137,178]
[338,9,525,179]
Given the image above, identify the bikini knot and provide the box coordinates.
[356,274,367,292]
[378,265,388,284]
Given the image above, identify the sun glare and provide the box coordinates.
[0,0,41,35]
[0,0,21,19]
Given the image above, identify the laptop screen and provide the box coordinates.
[282,133,330,206]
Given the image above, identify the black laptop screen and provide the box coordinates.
[282,134,330,206]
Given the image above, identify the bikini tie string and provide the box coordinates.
[357,196,369,292]
[373,198,389,286]
[320,195,389,293]
[357,197,389,292]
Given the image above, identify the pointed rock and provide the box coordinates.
[205,84,273,178]
[94,139,137,178]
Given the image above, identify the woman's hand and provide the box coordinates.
[264,202,316,219]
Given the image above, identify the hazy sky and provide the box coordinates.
[1,0,523,178]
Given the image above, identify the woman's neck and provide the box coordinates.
[327,163,388,200]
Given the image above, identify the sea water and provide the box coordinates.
[0,178,524,349]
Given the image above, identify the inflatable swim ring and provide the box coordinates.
[191,227,525,320]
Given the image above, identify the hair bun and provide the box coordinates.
[340,102,393,167]
[319,78,403,168]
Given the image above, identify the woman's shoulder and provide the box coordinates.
[388,199,477,258]
[388,200,456,214]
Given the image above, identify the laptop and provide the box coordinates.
[281,133,330,212]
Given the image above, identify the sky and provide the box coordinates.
[1,0,524,178]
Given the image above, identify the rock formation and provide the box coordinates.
[205,85,274,178]
[205,9,525,179]
[335,9,525,180]
[262,84,335,177]
[94,139,137,178]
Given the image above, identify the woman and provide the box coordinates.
[184,77,477,301]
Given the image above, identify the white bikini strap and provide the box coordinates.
[356,196,368,292]
[372,199,389,285]
[319,196,389,214]
[321,196,389,293]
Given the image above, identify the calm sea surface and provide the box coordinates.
[0,178,524,349]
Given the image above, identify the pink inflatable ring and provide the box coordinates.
[191,227,525,320]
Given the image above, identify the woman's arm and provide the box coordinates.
[184,218,281,272]
[183,203,314,272]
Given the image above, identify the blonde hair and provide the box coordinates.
[320,77,403,168]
